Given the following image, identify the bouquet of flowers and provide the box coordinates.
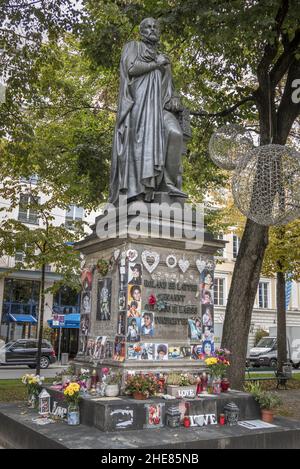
[22,373,45,398]
[204,349,230,378]
[63,382,81,405]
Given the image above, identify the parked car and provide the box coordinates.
[0,339,56,369]
[247,326,300,369]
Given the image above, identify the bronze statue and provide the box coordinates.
[109,18,188,204]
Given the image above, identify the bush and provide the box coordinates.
[254,328,269,346]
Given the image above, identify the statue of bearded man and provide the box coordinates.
[109,17,187,204]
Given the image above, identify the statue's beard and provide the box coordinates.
[140,31,159,45]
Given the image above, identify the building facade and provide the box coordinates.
[0,182,97,350]
[214,233,300,351]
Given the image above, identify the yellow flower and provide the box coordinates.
[205,357,218,365]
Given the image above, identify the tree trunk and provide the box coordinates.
[276,271,287,372]
[221,220,269,389]
[36,263,46,376]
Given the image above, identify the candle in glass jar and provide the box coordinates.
[219,413,225,425]
[183,416,191,428]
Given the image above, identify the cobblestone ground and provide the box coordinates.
[274,389,300,419]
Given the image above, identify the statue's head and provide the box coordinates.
[139,17,160,44]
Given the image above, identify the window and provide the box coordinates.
[258,282,269,309]
[233,234,240,258]
[65,205,84,229]
[18,194,40,225]
[214,278,225,306]
[2,278,40,320]
[53,286,80,314]
[15,250,24,263]
[216,233,225,257]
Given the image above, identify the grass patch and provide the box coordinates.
[0,379,53,402]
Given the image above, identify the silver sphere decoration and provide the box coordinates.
[232,144,300,226]
[209,124,254,170]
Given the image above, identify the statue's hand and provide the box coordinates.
[168,96,184,113]
[156,54,170,66]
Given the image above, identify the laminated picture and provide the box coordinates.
[201,289,213,305]
[93,336,107,360]
[118,290,126,311]
[127,317,141,342]
[140,343,154,360]
[140,312,154,337]
[202,338,215,357]
[127,343,143,360]
[168,346,191,359]
[155,343,168,361]
[188,316,202,340]
[113,336,126,361]
[128,263,142,285]
[127,284,142,317]
[81,290,91,314]
[86,337,96,358]
[81,268,93,291]
[97,278,112,321]
[200,268,214,291]
[191,344,203,360]
[79,314,90,353]
[117,311,126,335]
[201,303,214,329]
[144,403,164,428]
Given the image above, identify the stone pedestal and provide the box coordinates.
[75,201,225,380]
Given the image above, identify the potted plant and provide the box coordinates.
[166,373,197,398]
[125,373,159,400]
[245,382,281,423]
[64,382,81,425]
[105,371,122,397]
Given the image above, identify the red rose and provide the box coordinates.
[148,294,156,305]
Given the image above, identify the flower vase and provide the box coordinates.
[27,393,37,408]
[67,403,80,425]
[212,377,221,395]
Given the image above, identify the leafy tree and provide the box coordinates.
[262,222,300,370]
[79,0,300,388]
[0,0,79,137]
[0,176,84,374]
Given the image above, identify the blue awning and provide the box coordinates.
[48,313,80,329]
[8,314,37,324]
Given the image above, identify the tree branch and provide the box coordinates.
[257,0,290,85]
[270,28,300,86]
[190,95,255,118]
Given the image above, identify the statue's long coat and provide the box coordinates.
[109,40,173,204]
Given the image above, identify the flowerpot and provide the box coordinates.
[221,378,230,392]
[261,409,273,423]
[105,384,119,397]
[132,391,148,400]
[67,403,80,425]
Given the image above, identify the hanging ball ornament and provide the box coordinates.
[209,124,254,170]
[232,144,300,226]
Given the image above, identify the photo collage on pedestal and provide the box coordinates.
[79,267,93,355]
[200,257,215,357]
